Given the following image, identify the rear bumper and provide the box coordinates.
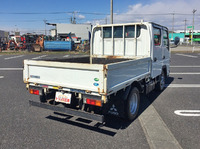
[29,100,104,123]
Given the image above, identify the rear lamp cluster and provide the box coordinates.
[29,89,40,95]
[84,98,102,107]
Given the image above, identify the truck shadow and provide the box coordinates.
[46,114,117,136]
[46,77,174,137]
[137,76,174,117]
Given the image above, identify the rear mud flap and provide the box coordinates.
[103,95,126,118]
[104,86,132,118]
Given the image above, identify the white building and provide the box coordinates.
[50,29,56,37]
[0,30,9,43]
[51,24,92,40]
[174,30,200,33]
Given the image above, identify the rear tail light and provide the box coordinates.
[85,98,102,107]
[29,89,40,95]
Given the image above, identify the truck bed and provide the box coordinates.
[24,56,151,96]
[36,56,131,65]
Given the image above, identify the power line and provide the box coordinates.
[0,18,72,23]
[114,13,200,16]
[0,12,71,15]
[0,11,199,16]
[0,11,109,15]
[0,10,199,33]
[76,12,109,15]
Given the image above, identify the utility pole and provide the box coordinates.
[70,12,76,24]
[111,0,113,24]
[191,9,197,45]
[44,19,47,36]
[171,13,175,40]
[70,17,72,24]
[184,19,187,34]
[183,19,187,43]
[73,12,76,24]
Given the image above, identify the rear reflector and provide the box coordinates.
[29,89,40,95]
[86,98,102,107]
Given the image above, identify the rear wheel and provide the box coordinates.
[125,87,140,121]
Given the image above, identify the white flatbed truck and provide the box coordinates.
[23,22,170,123]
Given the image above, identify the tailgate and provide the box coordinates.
[23,60,105,93]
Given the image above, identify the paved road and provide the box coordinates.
[0,53,199,149]
[154,53,200,149]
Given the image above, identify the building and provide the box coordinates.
[169,30,200,44]
[50,29,56,37]
[0,30,9,43]
[169,33,185,43]
[185,32,200,43]
[50,23,92,40]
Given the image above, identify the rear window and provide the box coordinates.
[103,27,112,38]
[114,26,123,38]
[103,25,141,38]
[125,25,141,38]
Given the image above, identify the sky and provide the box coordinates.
[0,0,200,34]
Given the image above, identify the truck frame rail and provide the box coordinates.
[29,100,104,123]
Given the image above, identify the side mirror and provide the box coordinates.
[174,37,180,46]
[170,36,180,48]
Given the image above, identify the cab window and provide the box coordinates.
[163,30,169,47]
[153,28,161,46]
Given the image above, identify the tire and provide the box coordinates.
[156,70,166,91]
[125,87,140,121]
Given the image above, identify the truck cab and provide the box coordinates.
[91,22,170,79]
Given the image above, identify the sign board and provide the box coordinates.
[187,26,194,29]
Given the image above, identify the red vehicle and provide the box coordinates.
[7,36,26,50]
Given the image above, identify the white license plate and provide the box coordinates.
[55,92,71,104]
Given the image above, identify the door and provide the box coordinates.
[162,29,170,76]
[152,26,163,78]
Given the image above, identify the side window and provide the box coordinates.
[103,27,112,38]
[125,26,135,38]
[163,30,169,47]
[136,26,141,37]
[125,25,141,38]
[114,26,123,38]
[153,28,161,46]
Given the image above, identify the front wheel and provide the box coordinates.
[156,70,166,91]
[125,87,140,121]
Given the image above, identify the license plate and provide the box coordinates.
[55,92,71,104]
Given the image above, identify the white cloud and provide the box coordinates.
[97,0,200,30]
[78,14,85,19]
[85,19,106,26]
